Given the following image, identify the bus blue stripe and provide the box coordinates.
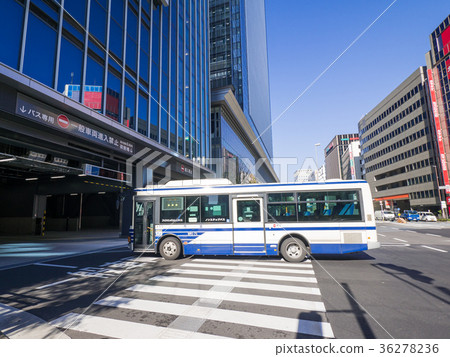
[135,181,368,192]
[159,226,376,234]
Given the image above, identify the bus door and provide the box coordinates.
[134,200,155,249]
[232,198,266,254]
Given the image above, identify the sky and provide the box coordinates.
[264,0,450,181]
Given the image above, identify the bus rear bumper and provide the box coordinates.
[367,241,381,250]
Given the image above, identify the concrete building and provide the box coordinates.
[341,140,363,180]
[324,134,359,180]
[426,14,450,214]
[358,67,439,212]
[209,0,276,182]
[293,168,315,183]
[0,0,212,235]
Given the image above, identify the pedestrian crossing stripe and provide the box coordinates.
[94,296,334,338]
[50,258,333,339]
[126,284,326,311]
[50,313,227,339]
[167,268,318,283]
[148,275,321,295]
[180,262,315,274]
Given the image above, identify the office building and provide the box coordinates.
[426,14,450,214]
[0,0,212,234]
[341,140,363,180]
[358,67,439,212]
[324,134,359,180]
[209,0,276,182]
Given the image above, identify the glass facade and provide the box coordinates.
[211,106,273,183]
[209,0,273,159]
[0,0,210,161]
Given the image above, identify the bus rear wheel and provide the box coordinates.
[280,237,307,263]
[159,237,182,260]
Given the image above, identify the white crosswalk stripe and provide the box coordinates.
[50,258,334,339]
[167,268,318,283]
[127,284,326,311]
[50,312,226,339]
[95,296,334,338]
[181,262,315,274]
[148,275,321,295]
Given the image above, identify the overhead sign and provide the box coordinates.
[83,164,130,183]
[15,93,134,155]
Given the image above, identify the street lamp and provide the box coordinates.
[314,143,321,167]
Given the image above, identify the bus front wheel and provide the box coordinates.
[159,237,182,260]
[280,238,307,263]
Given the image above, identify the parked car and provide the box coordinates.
[374,210,396,221]
[401,210,420,221]
[418,211,437,222]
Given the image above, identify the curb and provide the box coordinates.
[0,303,70,339]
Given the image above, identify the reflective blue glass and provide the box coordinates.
[124,81,136,129]
[84,55,104,111]
[23,13,57,88]
[106,70,121,122]
[0,0,24,69]
[57,37,83,94]
[150,88,159,142]
[138,93,148,136]
[126,7,138,73]
[64,0,87,27]
[89,0,107,44]
[110,20,123,59]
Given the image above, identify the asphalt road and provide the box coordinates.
[315,221,450,339]
[0,222,449,339]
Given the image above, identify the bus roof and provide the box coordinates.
[135,179,369,196]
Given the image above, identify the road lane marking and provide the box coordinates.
[425,233,442,238]
[421,245,448,253]
[378,234,386,237]
[393,238,407,242]
[167,268,317,283]
[35,278,78,290]
[405,230,416,233]
[181,262,315,274]
[95,296,334,338]
[127,284,326,312]
[381,243,410,247]
[131,257,159,263]
[50,312,225,339]
[34,263,78,269]
[148,275,321,295]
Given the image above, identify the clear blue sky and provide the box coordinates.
[265,0,450,181]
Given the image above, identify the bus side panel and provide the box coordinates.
[156,225,233,255]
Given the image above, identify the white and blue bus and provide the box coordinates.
[129,179,379,262]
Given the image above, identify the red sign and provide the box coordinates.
[427,69,450,194]
[447,196,450,206]
[441,26,450,55]
[446,59,450,81]
[84,91,102,110]
[57,114,70,129]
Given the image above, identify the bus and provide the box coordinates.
[129,179,379,262]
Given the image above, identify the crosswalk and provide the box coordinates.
[50,257,334,339]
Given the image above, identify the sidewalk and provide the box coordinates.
[0,229,128,271]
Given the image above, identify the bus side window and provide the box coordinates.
[186,196,200,223]
[201,195,229,222]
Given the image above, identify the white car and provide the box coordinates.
[374,210,396,221]
[418,212,437,222]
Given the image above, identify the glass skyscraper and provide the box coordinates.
[0,0,212,235]
[209,0,276,183]
[0,0,210,161]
